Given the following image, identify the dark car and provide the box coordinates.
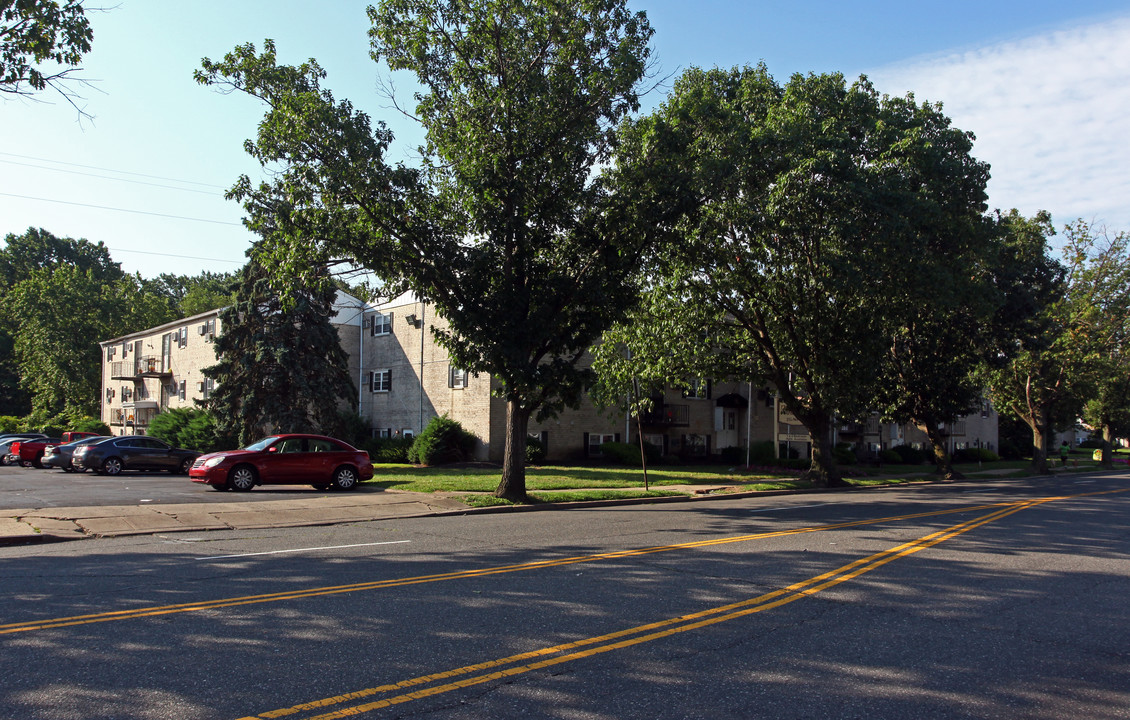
[0,434,47,466]
[73,435,200,475]
[189,434,373,492]
[42,436,110,472]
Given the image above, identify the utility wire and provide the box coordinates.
[0,192,243,226]
[0,151,228,189]
[106,247,245,265]
[0,158,224,196]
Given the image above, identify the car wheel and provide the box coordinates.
[311,483,330,491]
[62,467,73,473]
[20,460,32,468]
[227,465,256,492]
[172,458,193,475]
[32,454,44,469]
[331,466,358,491]
[102,457,123,476]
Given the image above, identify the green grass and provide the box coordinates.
[366,463,804,493]
[363,456,1128,505]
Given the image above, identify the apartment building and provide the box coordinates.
[98,292,364,436]
[100,291,997,461]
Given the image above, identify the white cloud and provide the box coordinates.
[868,15,1130,232]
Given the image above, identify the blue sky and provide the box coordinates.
[2,0,1128,277]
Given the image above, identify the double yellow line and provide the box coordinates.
[1,501,1015,636]
[241,496,1065,719]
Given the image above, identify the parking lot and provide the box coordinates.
[0,465,384,510]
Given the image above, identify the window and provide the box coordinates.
[402,429,414,439]
[179,380,187,401]
[586,432,617,456]
[683,378,711,400]
[199,378,215,400]
[449,365,468,388]
[374,428,393,439]
[178,327,188,348]
[370,369,391,393]
[370,313,392,336]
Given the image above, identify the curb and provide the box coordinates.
[1,467,1123,547]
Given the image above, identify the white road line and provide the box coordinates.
[196,540,411,561]
[751,503,827,513]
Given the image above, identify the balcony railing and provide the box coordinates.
[110,356,171,380]
[638,403,690,427]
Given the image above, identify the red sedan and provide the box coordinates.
[189,434,373,492]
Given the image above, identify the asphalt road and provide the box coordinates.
[0,463,388,509]
[1,471,1127,719]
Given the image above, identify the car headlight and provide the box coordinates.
[202,456,226,468]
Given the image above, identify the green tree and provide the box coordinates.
[4,266,172,415]
[0,228,174,417]
[196,0,667,501]
[874,210,1018,479]
[202,261,356,446]
[1073,224,1130,467]
[985,217,1128,474]
[0,0,94,112]
[599,66,990,488]
[143,270,237,317]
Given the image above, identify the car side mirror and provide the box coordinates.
[267,446,278,453]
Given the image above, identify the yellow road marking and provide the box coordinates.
[2,489,1123,637]
[242,496,1061,719]
[0,501,1014,635]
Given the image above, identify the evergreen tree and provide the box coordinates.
[203,261,355,446]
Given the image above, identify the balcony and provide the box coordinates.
[638,403,690,427]
[110,356,171,380]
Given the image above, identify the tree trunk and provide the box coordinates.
[494,399,530,502]
[1028,414,1050,476]
[918,421,962,480]
[1101,424,1113,469]
[800,413,846,488]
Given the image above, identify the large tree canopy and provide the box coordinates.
[0,0,93,111]
[596,66,990,487]
[0,228,175,416]
[197,0,675,500]
[984,216,1130,474]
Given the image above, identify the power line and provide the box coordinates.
[0,151,228,190]
[0,158,224,196]
[106,246,246,265]
[0,192,243,226]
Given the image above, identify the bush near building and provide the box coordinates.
[408,415,477,465]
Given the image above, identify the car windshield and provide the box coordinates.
[242,437,278,452]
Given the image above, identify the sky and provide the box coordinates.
[1,0,1128,278]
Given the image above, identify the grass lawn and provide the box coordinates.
[365,455,1128,506]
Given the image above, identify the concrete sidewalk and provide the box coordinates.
[0,489,475,544]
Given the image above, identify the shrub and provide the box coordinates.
[600,441,643,466]
[69,416,111,435]
[0,416,19,434]
[718,445,744,465]
[890,444,926,465]
[526,435,547,465]
[748,441,777,465]
[408,415,477,465]
[833,442,856,466]
[952,447,1000,463]
[878,449,902,464]
[1078,438,1103,449]
[148,408,228,452]
[362,437,414,463]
